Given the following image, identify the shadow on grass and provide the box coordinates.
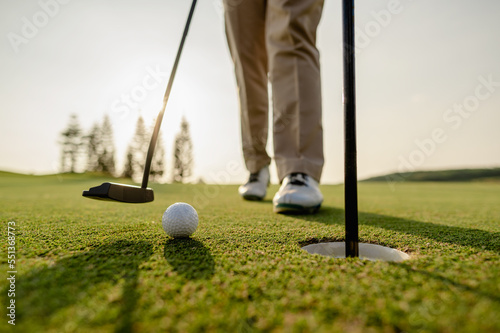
[294,205,500,253]
[11,240,153,333]
[393,262,500,304]
[254,198,273,204]
[163,238,215,280]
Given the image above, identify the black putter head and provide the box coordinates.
[82,182,154,203]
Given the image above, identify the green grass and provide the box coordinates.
[363,167,500,182]
[1,172,499,332]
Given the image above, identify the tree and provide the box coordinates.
[85,115,116,175]
[123,116,149,180]
[85,122,101,172]
[172,117,193,183]
[60,114,84,173]
[98,115,116,175]
[150,124,166,183]
[122,145,135,179]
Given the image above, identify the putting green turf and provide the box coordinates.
[1,172,499,332]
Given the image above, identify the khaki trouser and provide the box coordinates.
[224,0,324,183]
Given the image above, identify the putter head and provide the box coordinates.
[82,182,154,203]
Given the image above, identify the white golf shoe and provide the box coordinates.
[273,173,323,214]
[238,166,270,201]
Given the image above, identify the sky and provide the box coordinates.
[0,0,499,184]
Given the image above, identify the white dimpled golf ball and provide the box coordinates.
[162,203,198,238]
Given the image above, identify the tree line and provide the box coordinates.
[59,114,193,183]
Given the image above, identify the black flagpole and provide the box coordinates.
[342,0,359,257]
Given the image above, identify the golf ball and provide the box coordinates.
[162,202,198,238]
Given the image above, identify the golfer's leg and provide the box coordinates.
[266,0,324,182]
[224,0,271,173]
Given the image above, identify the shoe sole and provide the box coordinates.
[242,194,265,201]
[273,203,321,214]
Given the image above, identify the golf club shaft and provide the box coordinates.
[141,0,198,189]
[343,0,359,257]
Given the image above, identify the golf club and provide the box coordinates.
[343,0,359,257]
[82,0,198,203]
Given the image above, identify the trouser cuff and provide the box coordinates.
[275,157,323,183]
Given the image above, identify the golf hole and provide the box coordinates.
[302,242,410,262]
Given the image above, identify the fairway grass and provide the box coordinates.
[1,172,499,332]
